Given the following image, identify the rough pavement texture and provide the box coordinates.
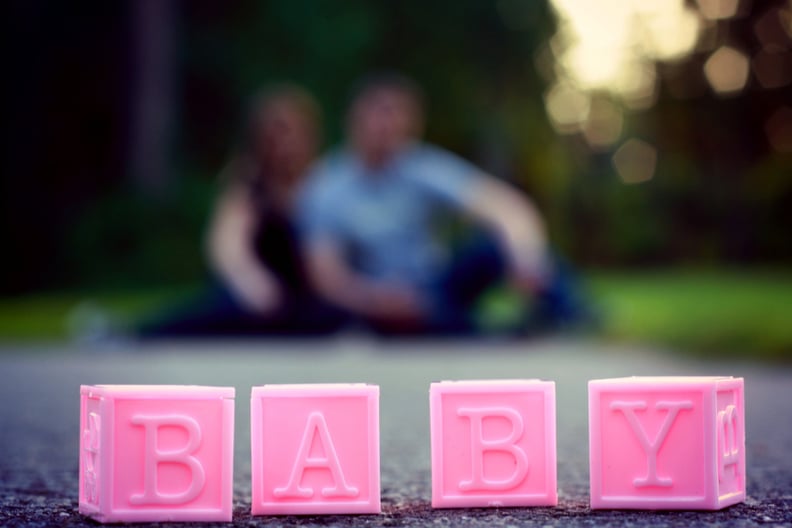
[0,337,790,527]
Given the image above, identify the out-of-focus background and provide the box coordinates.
[1,0,790,359]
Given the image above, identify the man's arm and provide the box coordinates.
[206,183,282,314]
[463,173,552,290]
[304,239,426,323]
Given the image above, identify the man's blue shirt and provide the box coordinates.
[297,143,479,290]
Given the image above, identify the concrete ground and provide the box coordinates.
[0,337,790,527]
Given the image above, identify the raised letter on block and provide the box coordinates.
[589,376,745,510]
[430,380,557,508]
[456,406,529,492]
[251,384,380,515]
[609,400,693,487]
[273,411,359,499]
[129,414,207,505]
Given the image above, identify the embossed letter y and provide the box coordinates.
[610,400,693,487]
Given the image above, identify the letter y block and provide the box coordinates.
[78,385,235,522]
[430,380,557,508]
[589,376,745,510]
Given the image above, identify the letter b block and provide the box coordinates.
[251,384,380,515]
[589,376,745,510]
[430,380,557,508]
[78,385,235,522]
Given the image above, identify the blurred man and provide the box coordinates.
[298,74,583,335]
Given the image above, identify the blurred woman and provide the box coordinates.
[142,84,342,336]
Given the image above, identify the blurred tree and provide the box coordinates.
[128,0,177,197]
[1,1,129,293]
[1,0,789,294]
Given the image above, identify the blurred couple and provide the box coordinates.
[144,74,588,338]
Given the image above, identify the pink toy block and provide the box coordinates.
[430,380,557,508]
[589,376,745,510]
[78,385,235,523]
[251,384,380,515]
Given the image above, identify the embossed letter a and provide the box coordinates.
[274,412,359,499]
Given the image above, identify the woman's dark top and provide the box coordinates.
[253,209,308,294]
[249,177,310,296]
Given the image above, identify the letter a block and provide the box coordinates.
[78,385,235,522]
[430,380,557,508]
[589,376,745,510]
[251,384,380,515]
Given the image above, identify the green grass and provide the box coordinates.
[0,271,790,361]
[588,270,792,361]
[0,286,199,341]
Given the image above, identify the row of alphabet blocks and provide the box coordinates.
[79,377,745,522]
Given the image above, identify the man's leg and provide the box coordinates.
[437,235,594,335]
[430,234,508,335]
[137,283,277,337]
[529,256,596,332]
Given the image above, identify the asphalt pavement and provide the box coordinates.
[0,337,790,527]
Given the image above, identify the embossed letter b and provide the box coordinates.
[457,407,529,491]
[130,414,206,505]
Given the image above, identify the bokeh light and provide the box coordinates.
[542,0,704,156]
[696,0,741,21]
[612,138,658,184]
[543,82,590,134]
[754,6,792,48]
[752,48,792,89]
[548,0,701,99]
[703,46,750,95]
[582,97,623,150]
[542,0,792,159]
[638,2,702,62]
[765,106,792,152]
[785,2,792,38]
